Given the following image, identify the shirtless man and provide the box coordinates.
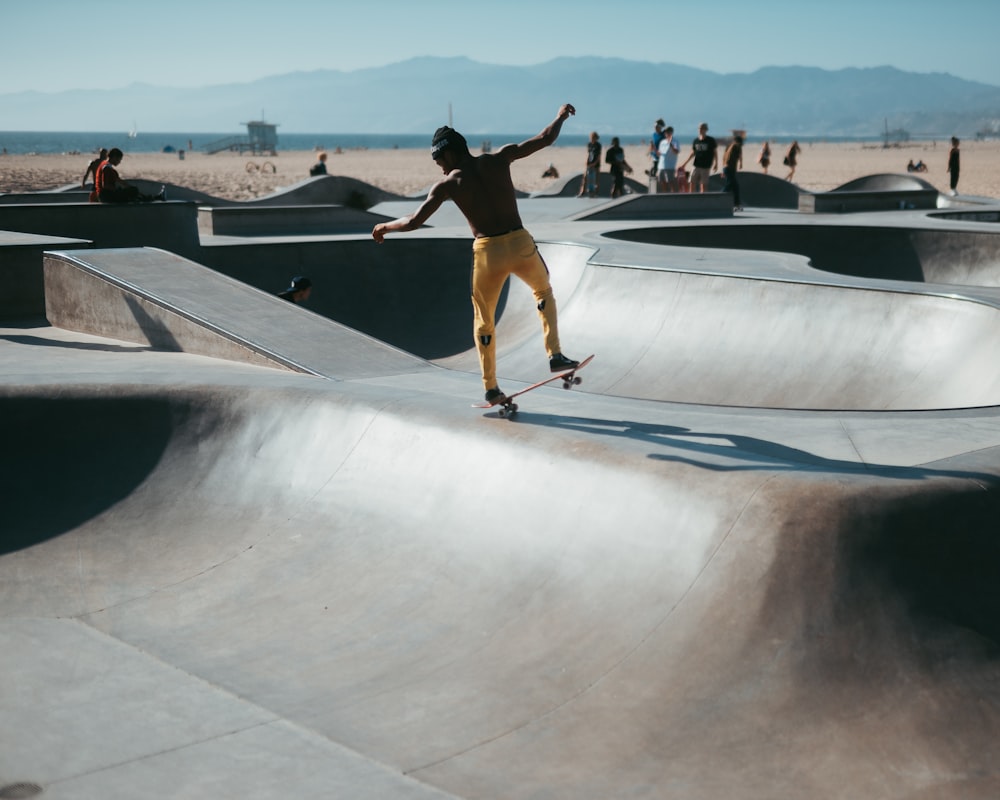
[372,103,580,404]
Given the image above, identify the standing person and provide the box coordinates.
[784,140,801,181]
[680,122,718,193]
[96,148,165,203]
[577,131,602,197]
[947,136,961,196]
[82,148,108,198]
[722,135,744,210]
[757,141,771,174]
[648,118,665,188]
[605,137,633,198]
[372,104,580,404]
[656,126,681,192]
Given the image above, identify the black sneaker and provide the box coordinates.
[549,353,579,373]
[484,387,506,404]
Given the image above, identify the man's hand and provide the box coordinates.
[558,103,576,120]
[372,223,387,244]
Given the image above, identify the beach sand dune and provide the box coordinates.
[2,140,998,202]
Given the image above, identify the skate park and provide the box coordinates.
[2,172,1000,799]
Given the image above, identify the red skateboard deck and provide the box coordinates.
[472,355,594,418]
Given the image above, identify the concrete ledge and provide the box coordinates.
[0,202,202,259]
[800,189,939,214]
[0,191,92,205]
[42,248,431,380]
[0,231,90,317]
[570,192,734,221]
[930,209,1000,224]
[197,205,392,237]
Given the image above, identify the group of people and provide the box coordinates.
[755,139,801,180]
[81,148,165,203]
[576,131,635,199]
[645,120,745,207]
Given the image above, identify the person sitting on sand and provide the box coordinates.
[96,148,165,203]
[309,152,328,177]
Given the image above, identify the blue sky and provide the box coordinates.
[6,0,999,93]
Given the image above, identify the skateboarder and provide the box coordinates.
[372,103,580,404]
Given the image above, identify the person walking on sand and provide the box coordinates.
[784,140,801,181]
[372,104,580,405]
[680,122,718,193]
[947,136,961,196]
[577,131,602,197]
[722,135,744,210]
[757,140,771,174]
[605,136,633,198]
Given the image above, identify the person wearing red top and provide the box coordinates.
[96,148,165,203]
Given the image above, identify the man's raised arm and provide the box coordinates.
[501,103,576,162]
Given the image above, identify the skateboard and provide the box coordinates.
[472,355,594,418]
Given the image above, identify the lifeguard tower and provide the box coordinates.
[202,119,279,156]
[244,120,279,155]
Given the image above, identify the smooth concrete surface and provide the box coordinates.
[799,188,939,213]
[605,216,1000,285]
[197,204,393,237]
[0,231,89,317]
[43,248,431,380]
[2,181,1000,799]
[569,192,734,221]
[129,173,408,209]
[0,201,202,259]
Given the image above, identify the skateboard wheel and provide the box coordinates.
[562,381,571,389]
[572,376,582,385]
[510,403,519,413]
[498,407,507,418]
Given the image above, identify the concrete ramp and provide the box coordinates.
[127,174,408,209]
[2,362,999,799]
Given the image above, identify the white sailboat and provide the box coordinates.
[128,121,138,139]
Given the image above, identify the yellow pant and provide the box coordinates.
[471,229,561,390]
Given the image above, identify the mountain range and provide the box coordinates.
[3,56,999,138]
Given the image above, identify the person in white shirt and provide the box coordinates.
[656,126,681,192]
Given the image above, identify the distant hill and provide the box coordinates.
[3,56,999,138]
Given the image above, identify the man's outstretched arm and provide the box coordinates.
[499,103,576,163]
[372,180,449,243]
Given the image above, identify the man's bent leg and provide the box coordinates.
[471,240,510,391]
[510,237,562,358]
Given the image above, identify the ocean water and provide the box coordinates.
[0,130,877,156]
[0,130,597,156]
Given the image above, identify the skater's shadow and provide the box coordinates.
[509,412,999,482]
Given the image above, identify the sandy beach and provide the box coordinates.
[2,139,999,202]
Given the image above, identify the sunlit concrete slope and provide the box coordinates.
[439,241,1000,410]
[2,329,999,798]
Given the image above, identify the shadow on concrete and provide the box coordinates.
[0,333,153,353]
[0,395,179,554]
[504,412,1000,482]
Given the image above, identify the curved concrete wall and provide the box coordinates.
[4,382,998,798]
[606,223,1000,285]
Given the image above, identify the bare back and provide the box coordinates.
[443,152,523,238]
